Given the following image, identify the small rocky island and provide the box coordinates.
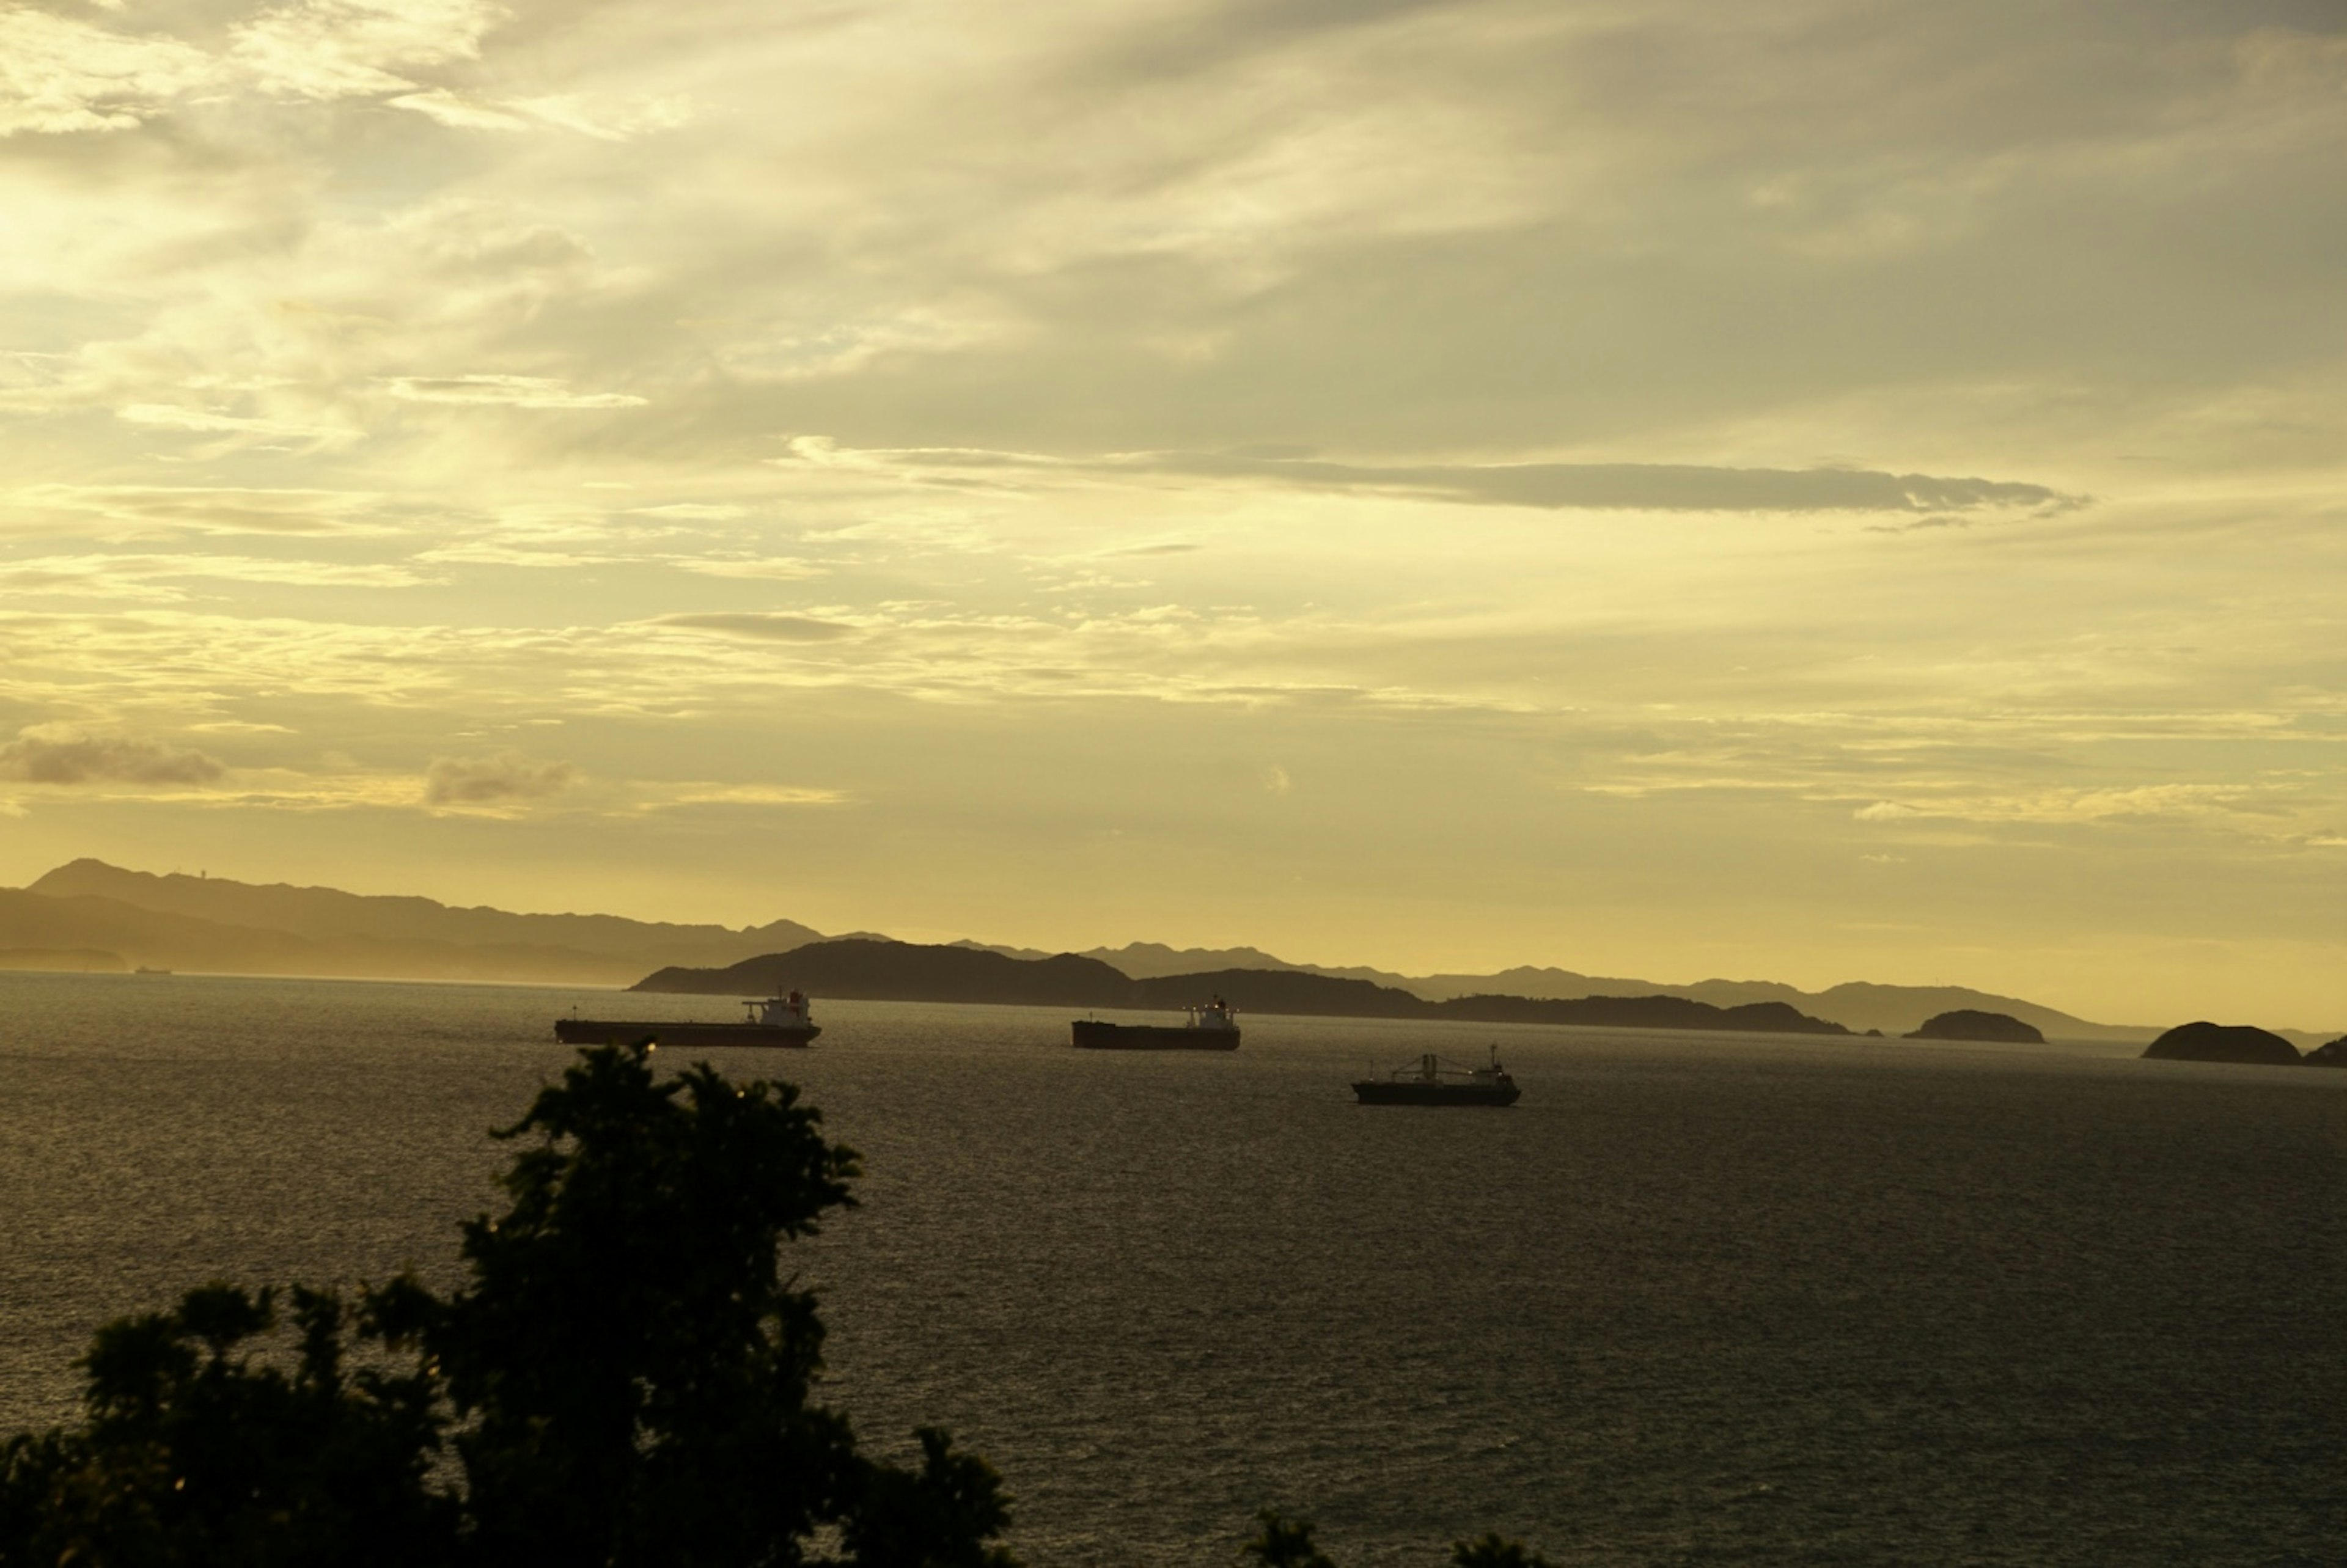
[2140,1021,2303,1066]
[2303,1037,2347,1068]
[1904,1009,2044,1044]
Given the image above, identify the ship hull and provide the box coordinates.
[1071,1020,1241,1051]
[1351,1081,1519,1107]
[554,1020,820,1048]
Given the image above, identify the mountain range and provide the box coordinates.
[7,857,2319,1042]
[5,860,820,985]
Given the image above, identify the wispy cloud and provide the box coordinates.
[652,613,861,642]
[0,9,215,136]
[671,557,828,581]
[230,0,506,103]
[383,375,647,409]
[4,486,393,538]
[625,782,848,812]
[872,445,2085,515]
[0,553,430,596]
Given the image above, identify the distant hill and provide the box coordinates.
[2140,1021,2303,1066]
[0,945,127,973]
[636,940,1853,1036]
[961,947,2142,1039]
[32,860,822,967]
[1905,1009,2045,1044]
[952,939,1304,976]
[7,860,831,984]
[1323,967,2141,1041]
[1082,942,1304,978]
[0,887,703,983]
[642,940,1138,1008]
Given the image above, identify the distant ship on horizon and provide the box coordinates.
[556,991,821,1048]
[1071,997,1241,1050]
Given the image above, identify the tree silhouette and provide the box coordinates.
[1449,1533,1552,1568]
[0,1283,450,1567]
[0,1042,1012,1568]
[1243,1511,1336,1568]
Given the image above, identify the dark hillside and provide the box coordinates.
[635,939,1136,1007]
[1434,994,1848,1034]
[1129,967,1431,1017]
[29,859,820,970]
[2141,1021,2302,1066]
[1906,1009,2044,1043]
[636,942,1851,1034]
[0,889,655,982]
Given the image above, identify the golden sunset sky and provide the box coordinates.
[2,0,2341,1025]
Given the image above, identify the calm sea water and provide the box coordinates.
[1,972,2339,1566]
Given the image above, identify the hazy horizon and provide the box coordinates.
[3,1,2342,1027]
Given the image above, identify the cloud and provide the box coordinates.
[820,444,2082,515]
[383,375,647,409]
[1108,452,2081,515]
[230,0,506,103]
[1865,513,1974,534]
[506,92,692,142]
[631,504,751,521]
[626,782,848,812]
[0,553,430,595]
[0,725,225,785]
[385,87,535,133]
[652,613,861,642]
[672,557,828,581]
[1854,785,2269,828]
[423,750,576,807]
[5,486,391,537]
[0,9,215,136]
[116,403,352,443]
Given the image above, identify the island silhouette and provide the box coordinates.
[2140,1021,2304,1066]
[1904,1009,2044,1044]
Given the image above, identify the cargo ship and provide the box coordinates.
[1071,997,1241,1050]
[1352,1047,1519,1106]
[554,991,821,1048]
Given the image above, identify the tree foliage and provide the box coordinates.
[1241,1513,1550,1568]
[1448,1533,1551,1568]
[1242,1511,1336,1568]
[0,1043,1012,1568]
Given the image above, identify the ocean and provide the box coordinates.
[1,972,2338,1566]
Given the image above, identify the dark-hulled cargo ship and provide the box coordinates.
[1352,1047,1519,1106]
[1071,997,1241,1050]
[555,991,821,1048]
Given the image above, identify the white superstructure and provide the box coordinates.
[1187,997,1238,1031]
[749,990,816,1029]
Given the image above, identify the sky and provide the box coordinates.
[1,0,2342,1027]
